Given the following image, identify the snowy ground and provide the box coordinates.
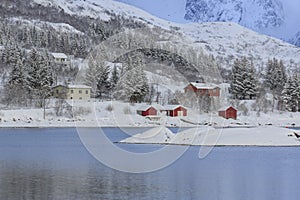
[120,126,300,146]
[1,100,300,128]
[1,100,300,146]
[0,100,190,128]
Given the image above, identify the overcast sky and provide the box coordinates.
[114,0,300,39]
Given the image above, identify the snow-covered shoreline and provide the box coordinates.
[119,126,300,146]
[1,100,300,146]
[1,120,300,147]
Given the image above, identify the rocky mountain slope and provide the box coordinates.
[183,0,300,47]
[289,32,300,47]
[184,0,285,30]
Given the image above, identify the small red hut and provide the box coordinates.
[218,106,237,120]
[137,105,158,116]
[163,105,187,117]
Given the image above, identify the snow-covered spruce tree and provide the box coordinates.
[85,59,98,96]
[96,63,111,99]
[264,58,287,111]
[230,58,244,99]
[265,58,287,95]
[26,48,40,100]
[3,57,28,106]
[282,78,297,112]
[2,42,23,67]
[230,57,257,100]
[26,48,53,107]
[284,74,300,112]
[115,54,149,103]
[131,64,149,103]
[110,64,119,92]
[243,60,257,100]
[292,74,300,112]
[85,60,111,98]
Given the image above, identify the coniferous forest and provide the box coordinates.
[0,0,299,115]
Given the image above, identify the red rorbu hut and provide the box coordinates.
[163,105,187,117]
[218,106,237,120]
[137,105,158,116]
[184,82,220,97]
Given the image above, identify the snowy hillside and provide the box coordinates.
[31,0,174,28]
[26,0,300,70]
[8,17,84,34]
[180,22,300,69]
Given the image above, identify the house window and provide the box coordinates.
[56,89,59,94]
[79,90,82,94]
[86,90,89,94]
[79,97,82,100]
[70,90,74,94]
[70,97,73,99]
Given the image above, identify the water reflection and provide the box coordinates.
[0,128,300,199]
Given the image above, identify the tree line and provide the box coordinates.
[85,53,149,103]
[229,57,300,112]
[3,46,53,107]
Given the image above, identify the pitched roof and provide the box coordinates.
[51,53,68,59]
[52,84,67,89]
[189,82,220,90]
[137,105,157,111]
[67,85,92,89]
[163,105,186,110]
[152,104,165,111]
[52,84,92,89]
[218,106,237,111]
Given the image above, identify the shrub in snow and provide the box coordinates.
[238,103,249,116]
[106,104,113,112]
[73,107,91,116]
[54,99,72,117]
[256,110,260,117]
[123,106,132,114]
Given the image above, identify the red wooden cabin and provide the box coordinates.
[163,105,187,117]
[137,105,158,116]
[218,106,237,120]
[184,82,220,97]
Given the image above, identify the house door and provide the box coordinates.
[177,111,183,117]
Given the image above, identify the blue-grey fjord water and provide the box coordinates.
[0,128,299,200]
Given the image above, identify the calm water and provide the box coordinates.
[0,128,300,200]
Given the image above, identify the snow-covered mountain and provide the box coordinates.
[180,22,300,69]
[114,0,300,47]
[31,0,172,27]
[289,32,300,48]
[184,0,285,30]
[3,0,300,71]
[184,0,300,47]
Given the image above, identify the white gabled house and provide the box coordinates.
[51,53,69,66]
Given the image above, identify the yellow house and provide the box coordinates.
[53,84,92,100]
